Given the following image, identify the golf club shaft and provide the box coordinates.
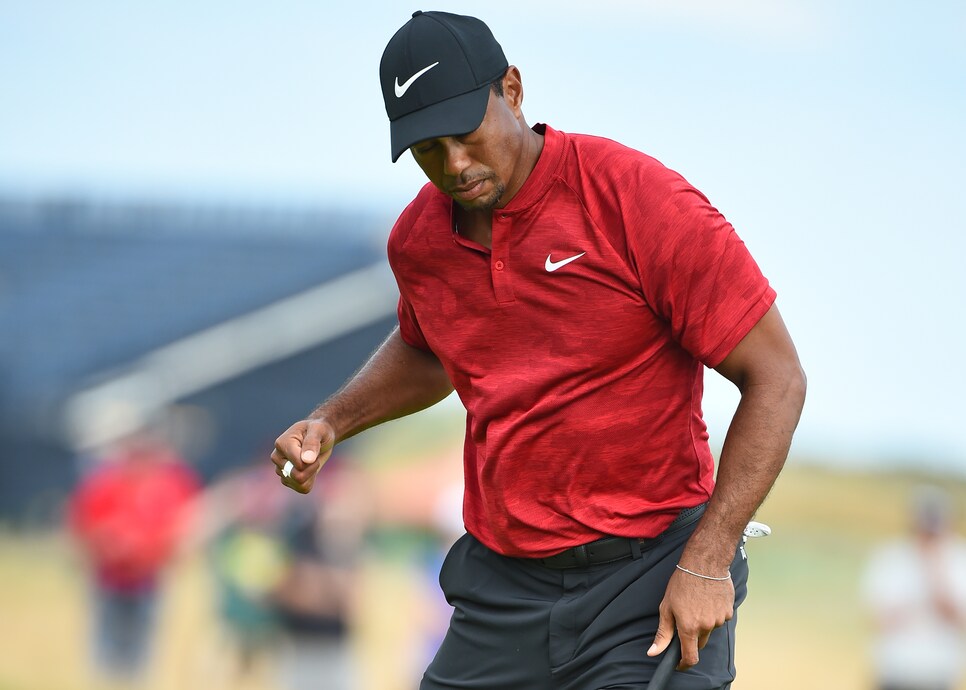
[649,635,681,690]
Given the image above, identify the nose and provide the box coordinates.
[441,139,472,179]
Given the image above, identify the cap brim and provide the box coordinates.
[389,84,491,162]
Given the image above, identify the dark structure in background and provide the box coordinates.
[0,198,398,523]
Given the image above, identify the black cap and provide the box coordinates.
[380,11,508,162]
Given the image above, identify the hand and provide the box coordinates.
[271,418,336,494]
[647,566,735,670]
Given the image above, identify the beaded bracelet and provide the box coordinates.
[675,564,732,581]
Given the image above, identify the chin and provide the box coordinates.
[456,184,505,212]
[456,196,496,212]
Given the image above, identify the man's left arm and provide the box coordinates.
[648,303,807,669]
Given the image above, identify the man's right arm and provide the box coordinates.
[271,326,454,494]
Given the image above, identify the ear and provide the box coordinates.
[502,65,525,114]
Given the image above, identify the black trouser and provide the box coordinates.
[422,507,748,689]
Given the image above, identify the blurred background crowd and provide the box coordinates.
[1,1,964,689]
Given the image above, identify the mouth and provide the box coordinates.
[449,178,488,202]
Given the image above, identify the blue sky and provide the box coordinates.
[2,1,964,474]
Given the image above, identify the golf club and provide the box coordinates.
[649,634,681,690]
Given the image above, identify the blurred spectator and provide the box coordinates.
[364,447,464,688]
[198,458,292,685]
[199,451,366,690]
[861,486,966,690]
[270,487,361,690]
[67,429,201,684]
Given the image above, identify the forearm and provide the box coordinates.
[680,368,806,574]
[310,326,454,443]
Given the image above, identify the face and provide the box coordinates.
[410,70,527,212]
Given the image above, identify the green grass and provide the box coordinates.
[2,412,964,690]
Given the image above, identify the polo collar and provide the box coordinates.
[499,123,563,214]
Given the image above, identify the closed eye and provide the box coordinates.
[413,141,438,155]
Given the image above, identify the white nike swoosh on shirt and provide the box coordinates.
[545,252,586,272]
[394,62,440,98]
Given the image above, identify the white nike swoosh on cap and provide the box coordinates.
[394,61,440,98]
[545,252,586,272]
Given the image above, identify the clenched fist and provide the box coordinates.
[271,417,336,494]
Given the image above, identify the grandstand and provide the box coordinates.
[0,197,398,522]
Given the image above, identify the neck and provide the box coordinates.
[453,125,545,250]
[495,124,544,210]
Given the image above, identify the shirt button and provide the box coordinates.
[495,260,505,271]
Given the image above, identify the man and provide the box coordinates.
[69,429,200,683]
[862,487,966,690]
[272,10,806,689]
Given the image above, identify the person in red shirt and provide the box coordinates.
[272,11,806,689]
[69,430,200,681]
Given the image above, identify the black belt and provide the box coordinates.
[537,503,707,570]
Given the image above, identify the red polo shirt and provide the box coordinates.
[388,124,775,557]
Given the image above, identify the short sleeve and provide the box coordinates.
[627,173,776,367]
[396,294,431,352]
[387,190,435,354]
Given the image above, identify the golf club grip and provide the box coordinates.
[649,635,681,690]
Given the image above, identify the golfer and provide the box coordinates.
[273,11,806,689]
